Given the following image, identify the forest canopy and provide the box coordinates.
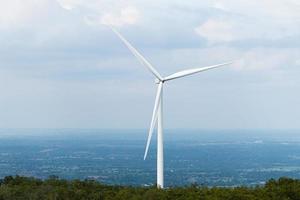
[0,176,300,200]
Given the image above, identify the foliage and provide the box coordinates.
[0,176,300,199]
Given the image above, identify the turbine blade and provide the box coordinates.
[164,61,235,81]
[110,26,163,81]
[144,82,163,160]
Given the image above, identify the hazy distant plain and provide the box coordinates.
[1,129,300,187]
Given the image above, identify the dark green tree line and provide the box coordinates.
[0,176,300,200]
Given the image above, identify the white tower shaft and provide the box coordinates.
[157,85,164,188]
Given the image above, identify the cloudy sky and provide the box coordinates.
[0,0,299,129]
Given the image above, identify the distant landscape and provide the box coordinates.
[1,129,300,187]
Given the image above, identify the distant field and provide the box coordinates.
[0,129,300,187]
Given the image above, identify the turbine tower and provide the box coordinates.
[110,27,234,188]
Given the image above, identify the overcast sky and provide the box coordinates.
[0,0,299,129]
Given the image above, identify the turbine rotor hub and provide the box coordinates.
[155,78,165,84]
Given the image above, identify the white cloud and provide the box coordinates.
[56,0,140,27]
[196,0,300,42]
[195,19,236,42]
[95,6,139,27]
[0,0,50,29]
[233,48,300,71]
[56,0,83,10]
[195,17,299,43]
[212,0,300,20]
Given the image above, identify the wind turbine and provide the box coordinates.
[110,27,234,188]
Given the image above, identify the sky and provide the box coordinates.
[0,0,299,129]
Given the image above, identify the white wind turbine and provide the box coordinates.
[110,27,234,188]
